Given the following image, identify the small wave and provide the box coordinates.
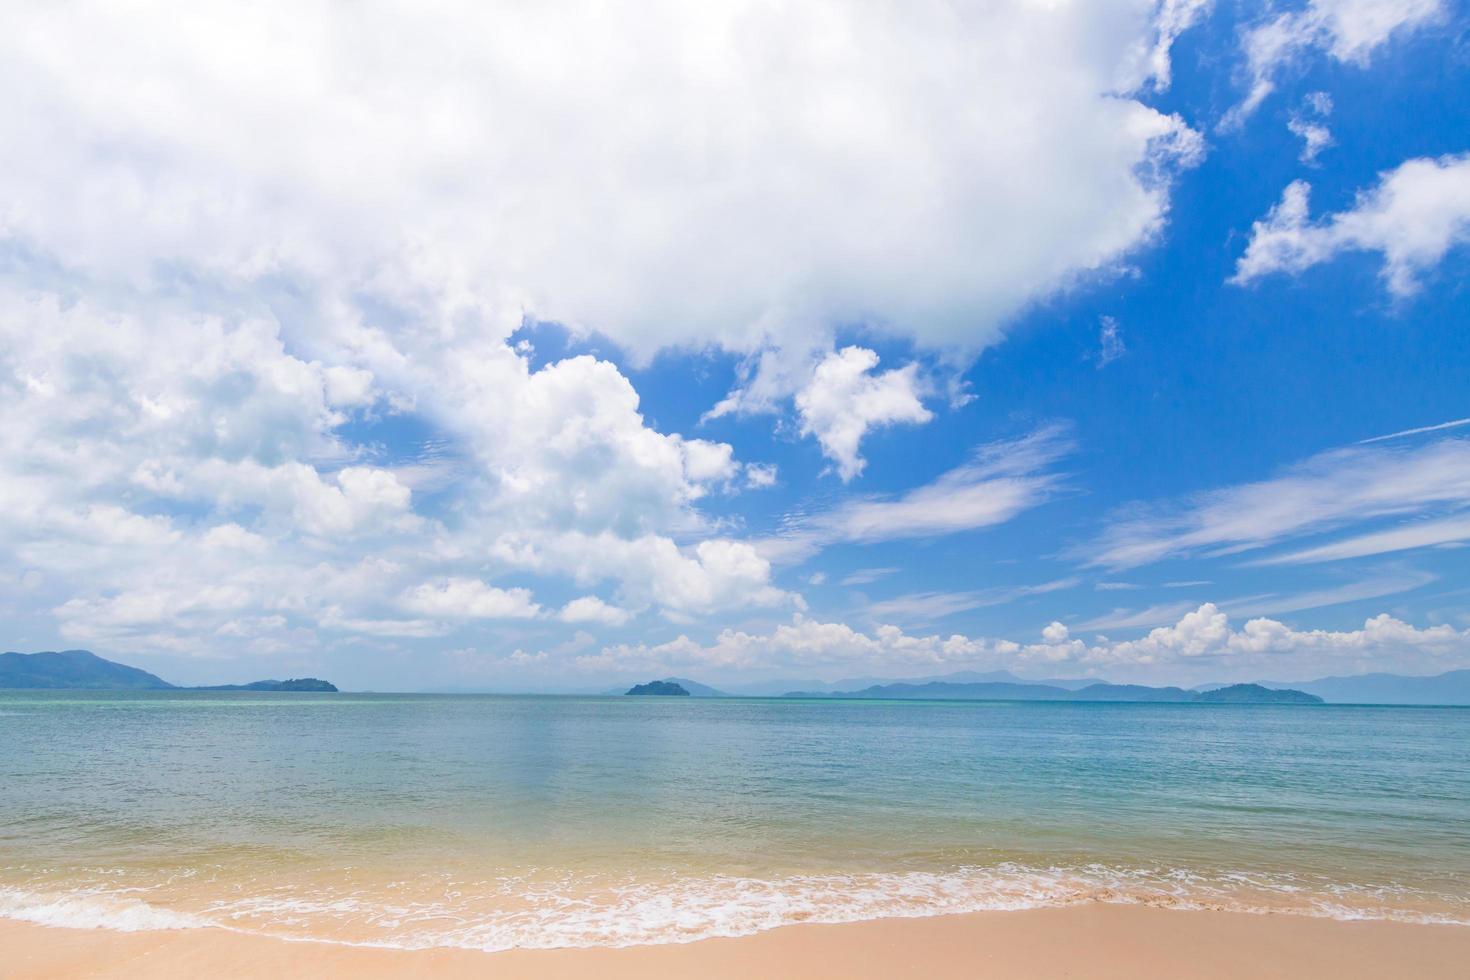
[3,866,1466,950]
[0,886,213,932]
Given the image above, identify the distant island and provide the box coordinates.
[626,680,691,696]
[0,650,337,693]
[1194,683,1321,704]
[737,666,1470,704]
[601,676,729,697]
[194,678,339,692]
[783,679,1322,704]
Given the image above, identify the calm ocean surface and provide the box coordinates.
[2,692,1468,949]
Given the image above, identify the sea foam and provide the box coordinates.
[7,864,1461,952]
[0,886,213,932]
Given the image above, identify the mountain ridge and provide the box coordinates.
[0,650,336,693]
[781,679,1323,704]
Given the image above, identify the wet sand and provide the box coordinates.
[5,903,1470,979]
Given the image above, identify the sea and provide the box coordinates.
[2,691,1467,951]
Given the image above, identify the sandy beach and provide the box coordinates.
[6,905,1470,980]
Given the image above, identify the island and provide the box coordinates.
[783,678,1323,704]
[1194,683,1323,704]
[625,680,691,696]
[0,650,338,693]
[194,678,338,692]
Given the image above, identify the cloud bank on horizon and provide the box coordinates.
[1,0,1467,689]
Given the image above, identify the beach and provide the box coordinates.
[7,904,1470,979]
[4,693,1469,972]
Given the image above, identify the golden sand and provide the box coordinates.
[5,904,1470,979]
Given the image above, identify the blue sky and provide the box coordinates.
[1,1,1468,691]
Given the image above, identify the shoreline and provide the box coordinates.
[6,903,1470,979]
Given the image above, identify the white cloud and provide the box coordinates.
[1359,417,1470,444]
[794,347,932,481]
[1254,514,1470,565]
[318,609,446,638]
[1088,602,1468,678]
[1222,569,1436,617]
[1086,437,1470,568]
[559,596,633,627]
[0,283,788,648]
[1146,0,1214,89]
[0,1,1201,360]
[1041,621,1071,644]
[1096,316,1127,367]
[769,426,1072,561]
[840,568,900,587]
[1233,155,1470,295]
[498,532,799,619]
[1082,569,1437,631]
[1287,93,1334,164]
[584,603,1470,682]
[401,579,543,620]
[1286,119,1332,164]
[1228,0,1443,123]
[0,2,1208,662]
[866,579,1080,624]
[1077,601,1204,631]
[201,524,269,554]
[743,463,778,489]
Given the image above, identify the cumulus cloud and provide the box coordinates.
[1286,117,1333,164]
[1087,602,1467,678]
[559,596,634,627]
[1233,155,1470,295]
[580,603,1470,682]
[1228,0,1443,123]
[743,463,778,490]
[0,1,1201,358]
[1287,92,1334,164]
[794,347,932,481]
[1085,436,1470,568]
[496,532,798,619]
[0,285,784,652]
[1080,569,1437,629]
[0,2,1208,661]
[401,579,543,620]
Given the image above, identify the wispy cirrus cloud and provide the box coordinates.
[1226,0,1444,125]
[865,578,1080,626]
[1083,437,1470,569]
[1252,514,1470,565]
[1077,569,1437,630]
[761,425,1073,563]
[1359,417,1470,445]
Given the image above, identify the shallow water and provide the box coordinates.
[2,692,1467,949]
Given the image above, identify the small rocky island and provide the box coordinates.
[625,680,691,696]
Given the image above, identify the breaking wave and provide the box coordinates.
[3,864,1466,951]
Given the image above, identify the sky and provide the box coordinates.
[2,0,1469,692]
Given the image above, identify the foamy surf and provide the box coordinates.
[0,886,213,933]
[3,865,1465,952]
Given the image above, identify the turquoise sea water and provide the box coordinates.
[2,692,1468,949]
